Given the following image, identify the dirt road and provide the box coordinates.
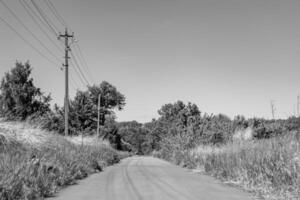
[49,156,253,200]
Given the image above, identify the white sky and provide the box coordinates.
[1,0,300,122]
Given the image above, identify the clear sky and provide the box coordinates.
[1,0,300,122]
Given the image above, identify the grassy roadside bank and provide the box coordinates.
[0,121,128,200]
[156,132,300,200]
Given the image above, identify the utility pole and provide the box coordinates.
[271,100,276,119]
[97,94,101,136]
[59,29,73,136]
[297,95,300,117]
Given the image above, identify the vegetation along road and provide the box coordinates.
[49,156,253,200]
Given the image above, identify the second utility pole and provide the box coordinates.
[97,94,101,136]
[297,95,300,117]
[271,100,276,119]
[59,29,73,136]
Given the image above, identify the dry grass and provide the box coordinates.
[0,120,126,200]
[188,132,300,200]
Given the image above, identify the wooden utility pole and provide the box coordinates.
[271,100,276,119]
[97,94,101,136]
[59,29,73,136]
[297,95,300,117]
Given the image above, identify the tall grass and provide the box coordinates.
[0,121,127,200]
[187,132,300,200]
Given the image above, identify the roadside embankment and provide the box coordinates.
[0,121,128,200]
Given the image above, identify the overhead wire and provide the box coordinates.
[70,51,90,86]
[30,0,59,36]
[0,0,62,62]
[73,43,95,83]
[29,0,84,90]
[44,0,69,29]
[0,15,59,67]
[21,0,58,38]
[42,0,94,86]
[1,0,84,92]
[71,46,92,87]
[18,0,63,53]
[70,74,79,91]
[43,0,94,88]
[6,0,91,90]
[70,61,88,87]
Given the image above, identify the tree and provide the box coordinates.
[51,81,126,135]
[158,101,200,125]
[118,121,143,153]
[0,62,51,120]
[102,116,122,150]
[88,81,126,125]
[69,90,96,135]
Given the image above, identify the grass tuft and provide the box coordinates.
[187,132,300,200]
[0,121,127,200]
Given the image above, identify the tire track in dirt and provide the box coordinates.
[122,159,144,200]
[48,156,254,200]
[137,159,195,200]
[136,159,177,199]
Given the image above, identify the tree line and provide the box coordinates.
[1,61,300,154]
[118,101,300,162]
[0,62,125,148]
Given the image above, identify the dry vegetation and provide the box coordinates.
[186,131,300,200]
[1,64,300,200]
[0,121,127,200]
[140,101,300,200]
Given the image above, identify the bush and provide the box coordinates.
[0,133,123,200]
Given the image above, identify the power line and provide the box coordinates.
[42,0,95,86]
[44,0,69,29]
[21,0,57,38]
[0,15,59,67]
[70,73,80,90]
[69,77,77,91]
[74,43,95,83]
[42,0,95,85]
[70,51,90,86]
[72,44,94,83]
[19,0,63,53]
[70,56,90,86]
[30,0,59,36]
[0,0,61,62]
[70,61,88,87]
[41,0,89,88]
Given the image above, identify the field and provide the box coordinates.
[185,131,300,200]
[0,120,127,200]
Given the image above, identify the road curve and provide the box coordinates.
[48,156,253,200]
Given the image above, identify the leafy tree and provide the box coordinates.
[0,62,51,120]
[88,81,125,125]
[144,119,167,151]
[69,90,96,135]
[118,121,143,153]
[101,116,122,150]
[46,81,125,137]
[158,101,200,127]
